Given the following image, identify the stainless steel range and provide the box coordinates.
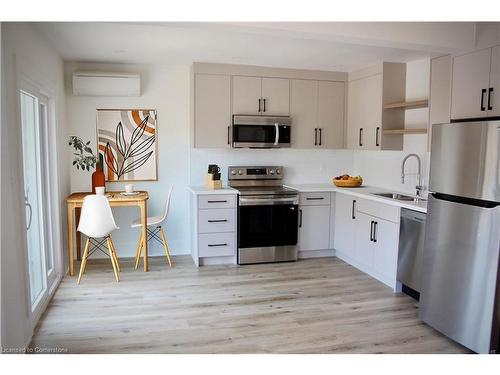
[228,166,299,265]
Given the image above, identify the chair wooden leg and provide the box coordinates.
[107,237,120,282]
[134,235,143,270]
[108,236,121,272]
[159,227,173,267]
[77,238,91,285]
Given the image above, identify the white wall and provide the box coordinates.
[65,62,191,257]
[1,23,69,349]
[352,58,430,195]
[190,149,354,186]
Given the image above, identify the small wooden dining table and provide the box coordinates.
[65,191,149,276]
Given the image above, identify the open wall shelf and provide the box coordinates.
[384,99,429,110]
[382,128,428,135]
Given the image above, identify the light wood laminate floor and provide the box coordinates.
[31,256,470,354]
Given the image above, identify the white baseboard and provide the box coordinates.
[299,249,335,259]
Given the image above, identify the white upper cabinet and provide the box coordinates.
[232,76,262,115]
[261,77,290,116]
[488,45,500,117]
[290,79,319,148]
[347,63,406,151]
[451,48,492,120]
[194,74,231,148]
[192,63,347,149]
[291,79,346,149]
[317,81,345,149]
[347,74,383,150]
[232,76,290,116]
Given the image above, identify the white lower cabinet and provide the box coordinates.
[333,192,400,290]
[372,218,399,283]
[190,192,237,266]
[333,192,357,259]
[299,205,331,251]
[354,212,375,267]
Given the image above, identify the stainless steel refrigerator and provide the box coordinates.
[420,120,500,354]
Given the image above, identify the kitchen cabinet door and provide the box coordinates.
[194,74,231,148]
[261,77,290,116]
[290,79,318,148]
[347,74,382,150]
[333,193,357,259]
[488,45,500,117]
[451,48,492,120]
[429,55,452,151]
[299,204,331,251]
[318,81,345,149]
[372,218,399,282]
[354,212,375,268]
[232,76,262,115]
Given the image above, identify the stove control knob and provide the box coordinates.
[231,170,236,175]
[276,169,281,175]
[238,169,243,175]
[269,169,275,175]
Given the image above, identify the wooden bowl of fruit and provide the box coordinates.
[333,174,363,187]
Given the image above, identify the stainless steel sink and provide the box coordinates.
[373,192,427,202]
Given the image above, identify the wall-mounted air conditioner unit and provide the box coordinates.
[72,72,141,97]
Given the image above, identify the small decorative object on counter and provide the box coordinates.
[333,174,363,187]
[205,164,222,189]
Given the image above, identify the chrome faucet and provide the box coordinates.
[401,153,423,196]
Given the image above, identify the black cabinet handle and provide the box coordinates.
[359,128,363,147]
[208,243,228,247]
[208,219,228,223]
[258,98,261,112]
[319,128,322,146]
[488,88,494,111]
[314,128,318,146]
[263,99,266,112]
[352,200,356,220]
[299,209,303,228]
[375,127,380,147]
[370,221,374,242]
[227,126,230,145]
[481,89,487,111]
[207,200,227,203]
[373,221,378,243]
[306,197,324,200]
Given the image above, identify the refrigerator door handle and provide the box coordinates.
[431,192,499,209]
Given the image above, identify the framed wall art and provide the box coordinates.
[96,109,158,182]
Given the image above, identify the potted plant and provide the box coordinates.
[69,136,104,193]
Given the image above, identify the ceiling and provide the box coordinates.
[36,22,479,71]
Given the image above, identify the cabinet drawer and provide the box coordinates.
[198,232,236,257]
[198,194,236,209]
[300,192,331,206]
[198,208,236,233]
[356,198,399,224]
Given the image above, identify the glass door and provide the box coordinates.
[20,89,56,314]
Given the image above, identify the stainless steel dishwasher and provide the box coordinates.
[397,208,426,297]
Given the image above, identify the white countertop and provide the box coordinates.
[285,183,427,213]
[187,186,239,195]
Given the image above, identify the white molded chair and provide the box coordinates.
[131,186,173,269]
[77,195,121,284]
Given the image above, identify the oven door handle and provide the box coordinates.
[274,123,279,146]
[239,196,298,206]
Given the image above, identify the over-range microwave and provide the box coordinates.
[231,115,291,148]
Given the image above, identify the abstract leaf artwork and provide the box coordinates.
[97,109,157,181]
